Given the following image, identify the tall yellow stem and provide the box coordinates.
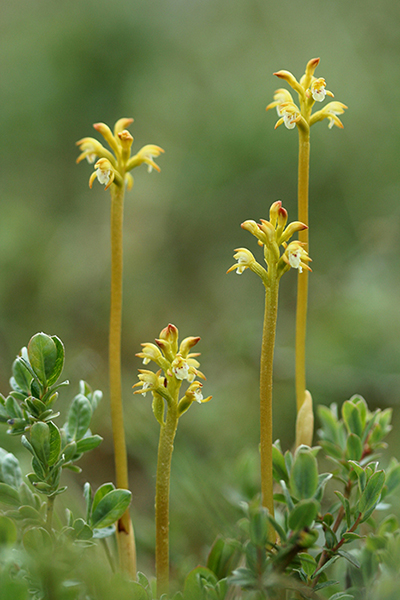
[260,274,279,517]
[155,404,179,597]
[295,128,310,412]
[109,183,137,578]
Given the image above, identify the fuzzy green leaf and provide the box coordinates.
[289,449,319,499]
[75,435,103,454]
[184,566,218,599]
[90,488,131,529]
[91,483,115,516]
[12,357,33,395]
[359,470,385,516]
[23,526,52,556]
[1,452,23,489]
[272,444,289,484]
[27,333,58,386]
[30,422,50,465]
[0,483,20,506]
[66,394,92,441]
[346,434,363,462]
[0,516,18,546]
[342,401,363,437]
[46,336,65,387]
[288,499,319,531]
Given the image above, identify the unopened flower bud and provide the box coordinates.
[179,336,201,358]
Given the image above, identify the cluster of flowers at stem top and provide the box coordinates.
[133,324,211,424]
[266,57,347,131]
[76,118,164,191]
[227,201,311,286]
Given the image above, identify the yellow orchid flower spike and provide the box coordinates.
[266,58,347,417]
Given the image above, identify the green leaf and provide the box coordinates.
[12,357,33,395]
[299,552,317,577]
[47,422,61,466]
[314,580,339,592]
[346,434,363,462]
[0,516,18,546]
[124,582,149,600]
[23,526,52,556]
[5,396,23,419]
[66,394,92,441]
[289,449,319,499]
[288,499,319,531]
[183,566,218,599]
[46,336,65,387]
[348,461,366,491]
[18,505,44,522]
[62,441,77,462]
[334,491,351,528]
[0,482,20,506]
[27,333,58,386]
[329,593,354,600]
[359,470,385,516]
[91,483,115,515]
[337,549,360,568]
[249,506,269,546]
[90,489,131,529]
[311,555,340,579]
[384,462,400,496]
[229,567,257,588]
[30,422,50,465]
[280,480,294,510]
[266,514,287,542]
[272,444,289,484]
[342,532,363,542]
[342,401,363,437]
[1,452,23,489]
[19,482,37,508]
[73,518,93,540]
[75,435,103,454]
[314,473,333,502]
[318,405,340,444]
[207,536,241,580]
[25,397,46,417]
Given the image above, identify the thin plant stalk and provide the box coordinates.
[260,274,279,517]
[295,127,310,412]
[134,326,210,597]
[109,183,137,578]
[46,495,55,532]
[155,404,179,597]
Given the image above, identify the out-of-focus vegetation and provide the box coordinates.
[1,0,400,583]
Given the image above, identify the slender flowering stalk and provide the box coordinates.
[267,58,347,417]
[77,119,164,578]
[133,324,211,597]
[228,202,311,517]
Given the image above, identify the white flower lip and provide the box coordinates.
[96,168,111,185]
[173,362,190,380]
[194,389,203,403]
[288,250,302,272]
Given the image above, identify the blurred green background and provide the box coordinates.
[1,0,400,584]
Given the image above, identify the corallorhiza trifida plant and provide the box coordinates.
[133,323,211,597]
[266,58,347,421]
[76,118,164,577]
